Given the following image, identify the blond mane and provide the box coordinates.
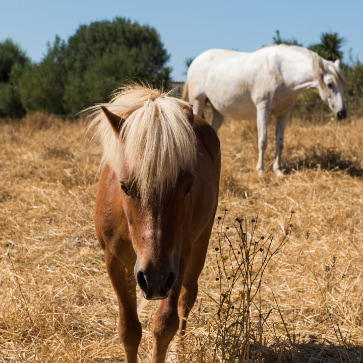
[88,84,197,201]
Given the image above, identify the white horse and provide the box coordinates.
[183,45,346,175]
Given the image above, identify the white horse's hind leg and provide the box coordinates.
[273,111,291,176]
[255,103,270,174]
[210,104,224,132]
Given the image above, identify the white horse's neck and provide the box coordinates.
[278,49,321,94]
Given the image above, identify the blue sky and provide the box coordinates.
[0,0,362,80]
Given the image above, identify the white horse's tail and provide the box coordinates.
[181,80,189,101]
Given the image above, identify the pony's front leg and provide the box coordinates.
[151,288,181,362]
[104,249,142,363]
[273,111,291,176]
[255,102,270,174]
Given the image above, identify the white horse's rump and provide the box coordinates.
[183,45,346,175]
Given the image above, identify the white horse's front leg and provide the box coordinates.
[192,96,206,117]
[255,103,270,174]
[273,111,291,176]
[210,104,224,132]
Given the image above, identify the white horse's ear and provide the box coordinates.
[101,106,125,136]
[334,59,341,69]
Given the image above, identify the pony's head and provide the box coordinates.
[89,84,197,299]
[317,58,347,120]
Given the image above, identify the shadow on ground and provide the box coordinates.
[283,146,363,177]
[259,342,363,363]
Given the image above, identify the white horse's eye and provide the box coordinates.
[327,82,334,89]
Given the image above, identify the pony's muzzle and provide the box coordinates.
[136,269,176,300]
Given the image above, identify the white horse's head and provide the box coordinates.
[318,59,347,120]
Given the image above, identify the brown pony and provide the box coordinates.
[88,85,220,362]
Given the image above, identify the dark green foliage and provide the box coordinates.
[0,82,24,118]
[18,18,171,115]
[19,36,69,114]
[0,39,29,83]
[309,32,344,61]
[343,59,363,98]
[62,18,170,113]
[19,37,68,114]
[0,39,29,117]
[341,58,363,116]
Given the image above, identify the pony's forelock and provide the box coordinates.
[88,84,197,201]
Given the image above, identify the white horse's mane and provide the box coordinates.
[88,84,197,201]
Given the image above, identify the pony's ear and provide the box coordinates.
[101,106,125,136]
[182,105,194,125]
[334,59,341,69]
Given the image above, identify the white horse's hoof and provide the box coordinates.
[274,169,284,177]
[257,169,264,177]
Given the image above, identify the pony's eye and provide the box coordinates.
[184,183,192,196]
[328,82,334,89]
[120,182,130,197]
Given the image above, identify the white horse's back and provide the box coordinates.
[186,49,258,119]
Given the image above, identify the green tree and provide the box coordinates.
[63,18,171,113]
[0,39,29,82]
[309,32,344,61]
[272,30,302,46]
[19,36,68,114]
[19,18,171,115]
[0,39,29,117]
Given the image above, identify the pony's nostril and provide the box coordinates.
[165,271,176,291]
[137,269,176,300]
[137,271,148,294]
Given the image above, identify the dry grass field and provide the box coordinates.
[0,110,362,362]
